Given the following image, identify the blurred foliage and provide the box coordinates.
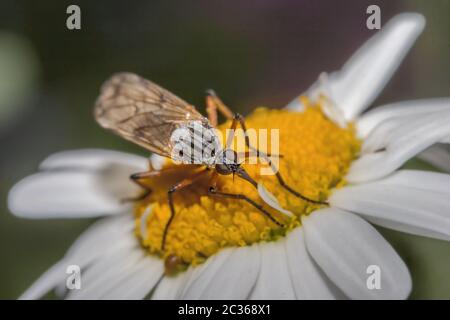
[0,32,39,132]
[0,0,449,299]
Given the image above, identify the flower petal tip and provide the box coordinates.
[257,183,294,217]
[393,12,426,31]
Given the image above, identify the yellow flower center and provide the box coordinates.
[134,98,360,273]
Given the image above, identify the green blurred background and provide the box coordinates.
[0,0,449,299]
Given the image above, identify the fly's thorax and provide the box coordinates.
[170,120,222,165]
[214,148,240,175]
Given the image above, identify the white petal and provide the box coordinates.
[258,183,293,217]
[347,109,450,183]
[326,13,425,120]
[8,171,133,218]
[418,144,450,173]
[9,149,149,218]
[196,245,260,299]
[58,237,139,298]
[152,269,195,300]
[65,218,160,300]
[180,248,234,299]
[67,249,142,299]
[64,214,136,265]
[371,169,450,192]
[22,214,138,299]
[285,96,306,112]
[101,255,164,300]
[66,249,144,300]
[39,149,148,172]
[285,228,338,299]
[19,261,67,300]
[249,241,296,300]
[150,154,167,170]
[66,235,139,292]
[302,208,411,299]
[140,206,153,241]
[357,98,450,138]
[43,149,148,201]
[331,170,450,241]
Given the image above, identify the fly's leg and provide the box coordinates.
[205,90,244,149]
[208,186,284,227]
[237,151,328,205]
[209,172,284,228]
[120,190,152,203]
[206,94,247,150]
[127,164,202,203]
[206,93,218,127]
[227,113,326,205]
[205,89,234,127]
[205,92,322,204]
[206,90,281,156]
[123,169,156,203]
[273,170,328,205]
[229,113,282,158]
[162,168,210,251]
[227,111,326,205]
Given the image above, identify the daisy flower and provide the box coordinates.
[8,12,450,300]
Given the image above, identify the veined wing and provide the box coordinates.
[94,72,208,158]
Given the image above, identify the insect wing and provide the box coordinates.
[94,72,207,158]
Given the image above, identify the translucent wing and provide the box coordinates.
[94,72,208,158]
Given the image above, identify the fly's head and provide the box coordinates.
[215,149,239,175]
[215,149,257,188]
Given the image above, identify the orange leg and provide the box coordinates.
[206,89,234,127]
[206,95,218,127]
[205,94,247,150]
[206,92,276,156]
[162,168,210,251]
[130,164,202,183]
[126,164,202,202]
[205,90,239,148]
